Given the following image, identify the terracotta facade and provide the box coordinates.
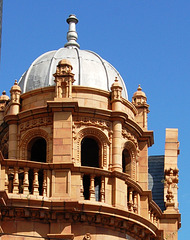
[0,16,180,240]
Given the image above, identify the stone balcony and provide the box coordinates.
[0,152,162,232]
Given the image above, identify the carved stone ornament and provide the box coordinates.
[75,127,109,167]
[0,207,155,239]
[165,168,179,203]
[122,128,138,150]
[83,233,91,240]
[73,117,111,132]
[53,59,75,99]
[20,117,52,132]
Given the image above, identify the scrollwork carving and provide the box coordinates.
[73,117,111,131]
[122,128,138,150]
[20,117,52,132]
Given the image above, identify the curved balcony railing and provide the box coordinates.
[0,153,162,226]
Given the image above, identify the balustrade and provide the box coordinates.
[127,187,139,213]
[0,157,161,226]
[4,165,47,197]
[81,174,105,202]
[149,207,159,227]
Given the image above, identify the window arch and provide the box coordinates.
[20,128,50,162]
[122,141,138,180]
[76,127,109,168]
[81,137,100,168]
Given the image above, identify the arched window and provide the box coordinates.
[81,137,101,201]
[81,137,99,168]
[27,137,46,196]
[28,137,46,163]
[122,149,131,175]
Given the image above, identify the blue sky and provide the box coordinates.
[0,1,189,239]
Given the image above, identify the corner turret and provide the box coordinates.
[132,85,149,129]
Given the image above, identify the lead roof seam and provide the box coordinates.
[87,50,109,91]
[74,47,81,85]
[22,52,48,93]
[48,48,68,86]
[106,61,128,99]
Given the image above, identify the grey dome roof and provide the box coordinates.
[18,15,128,99]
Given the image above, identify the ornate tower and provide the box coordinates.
[0,15,180,240]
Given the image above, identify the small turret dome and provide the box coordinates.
[0,91,9,101]
[133,84,147,99]
[132,84,147,106]
[10,80,21,92]
[18,15,128,99]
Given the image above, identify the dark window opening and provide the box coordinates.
[122,149,131,175]
[28,138,46,163]
[38,169,44,196]
[81,137,99,168]
[19,172,24,194]
[83,175,101,201]
[8,174,13,193]
[29,169,34,194]
[2,146,8,159]
[83,175,90,200]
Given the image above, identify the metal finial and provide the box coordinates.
[64,14,80,49]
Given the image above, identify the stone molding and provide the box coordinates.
[19,128,51,162]
[0,205,158,240]
[75,127,110,168]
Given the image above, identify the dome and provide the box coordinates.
[18,15,128,99]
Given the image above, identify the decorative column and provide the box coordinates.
[43,170,47,197]
[111,77,123,172]
[80,173,84,199]
[132,85,149,130]
[161,129,180,240]
[4,166,9,193]
[9,80,21,115]
[128,187,133,211]
[23,167,29,194]
[13,167,19,194]
[164,128,180,210]
[33,169,39,196]
[100,176,105,202]
[89,175,95,200]
[8,80,21,159]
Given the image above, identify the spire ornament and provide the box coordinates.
[64,14,80,49]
